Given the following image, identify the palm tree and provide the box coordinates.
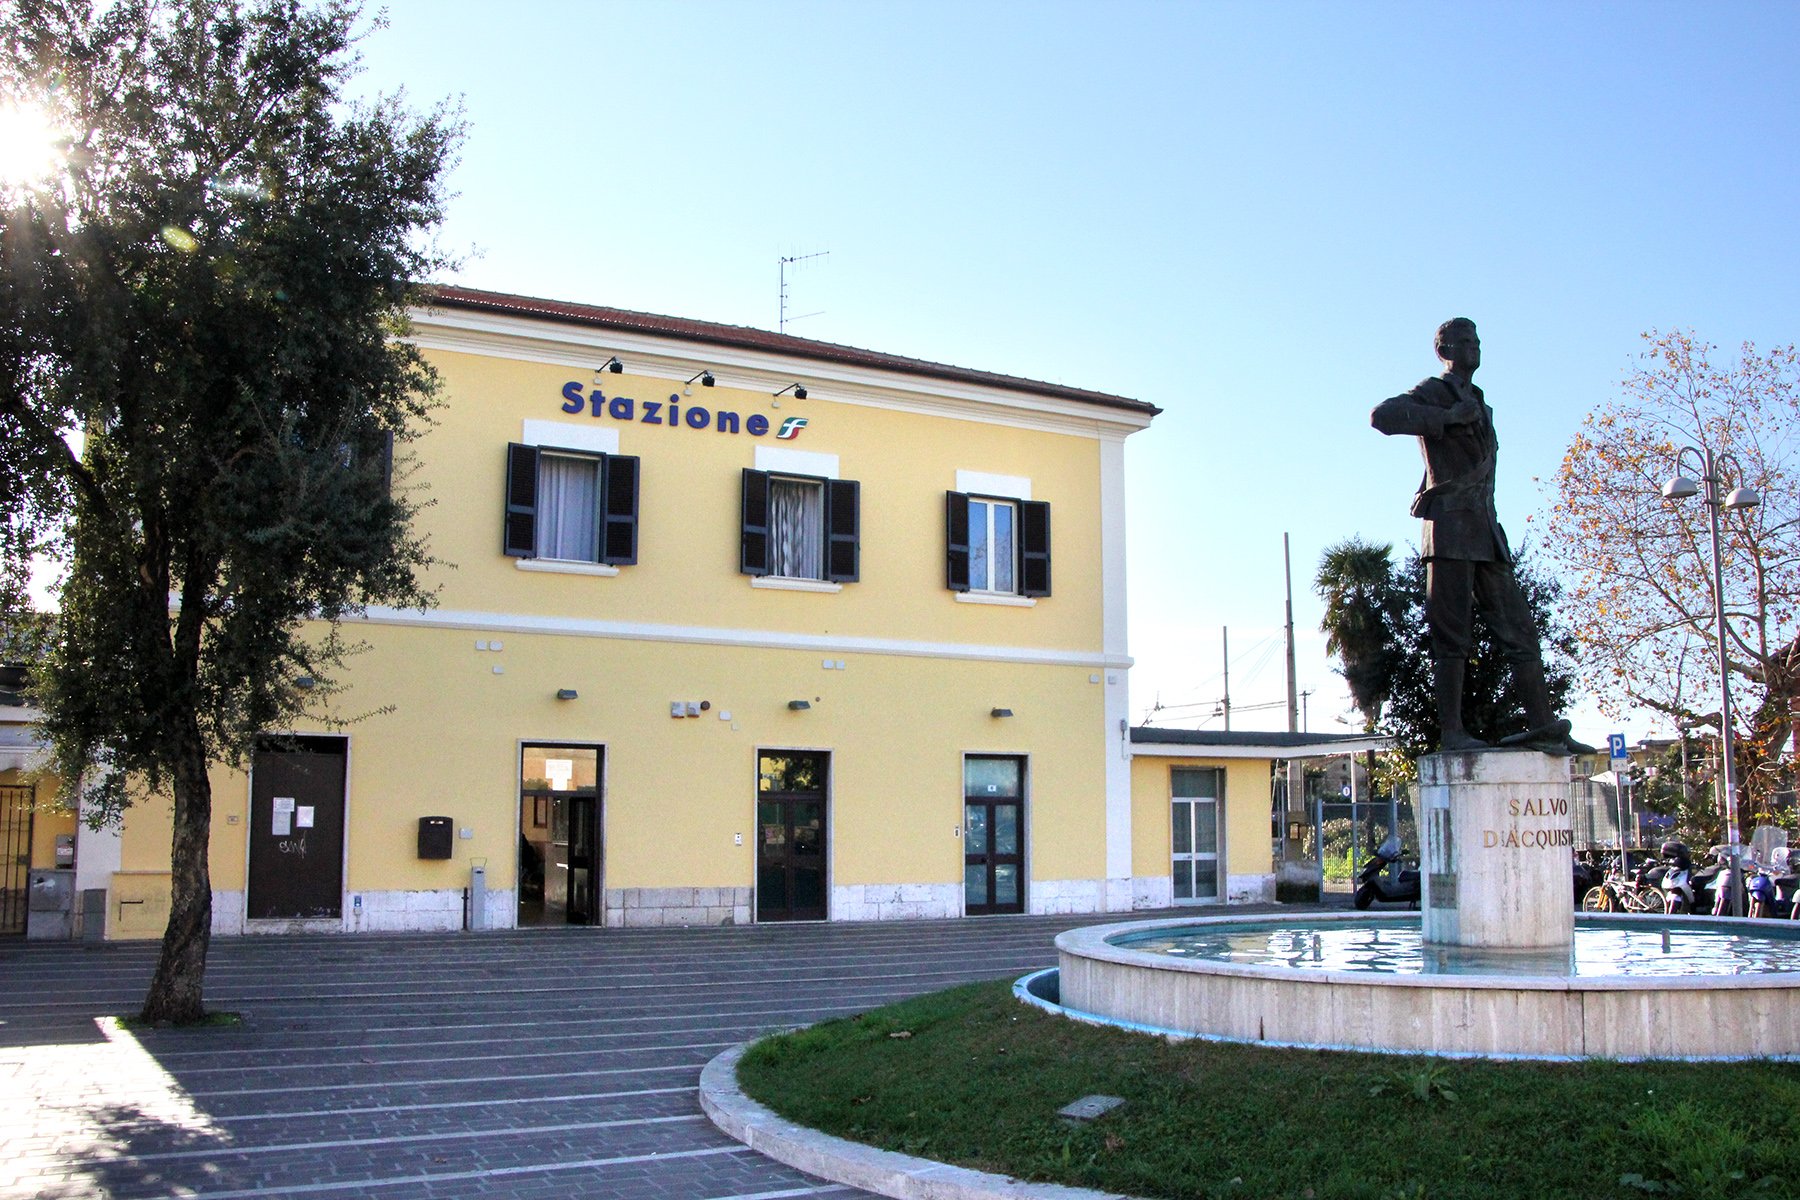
[1315,539,1400,731]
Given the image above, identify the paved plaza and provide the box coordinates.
[0,910,1248,1200]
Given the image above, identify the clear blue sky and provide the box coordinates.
[351,0,1800,742]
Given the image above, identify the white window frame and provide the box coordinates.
[967,496,1019,595]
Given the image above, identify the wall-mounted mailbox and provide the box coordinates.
[418,816,453,860]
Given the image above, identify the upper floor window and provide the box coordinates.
[946,492,1050,597]
[741,468,859,583]
[504,442,639,565]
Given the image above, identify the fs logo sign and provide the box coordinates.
[775,417,809,440]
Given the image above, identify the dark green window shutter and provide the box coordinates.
[825,478,860,583]
[504,442,539,557]
[1020,500,1051,597]
[945,491,971,591]
[740,468,770,576]
[601,454,640,565]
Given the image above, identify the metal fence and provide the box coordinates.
[1315,789,1417,895]
[1280,774,1645,901]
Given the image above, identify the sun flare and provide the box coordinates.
[0,99,67,187]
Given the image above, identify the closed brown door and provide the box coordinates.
[247,737,347,920]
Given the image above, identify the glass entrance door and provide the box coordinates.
[1172,767,1222,904]
[757,751,827,922]
[519,745,601,926]
[964,756,1025,915]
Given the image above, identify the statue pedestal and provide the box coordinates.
[1419,749,1573,954]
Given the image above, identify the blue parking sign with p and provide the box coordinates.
[1607,733,1627,761]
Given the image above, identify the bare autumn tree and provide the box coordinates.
[0,0,460,1022]
[1545,331,1800,828]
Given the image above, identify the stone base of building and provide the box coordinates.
[1226,872,1277,904]
[206,887,513,934]
[211,890,245,934]
[1028,878,1106,916]
[353,888,479,932]
[606,886,753,927]
[833,882,960,921]
[1131,875,1174,909]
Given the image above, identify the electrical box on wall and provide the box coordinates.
[418,816,453,860]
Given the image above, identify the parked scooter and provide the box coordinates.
[1659,841,1696,914]
[1746,863,1778,920]
[1353,835,1421,910]
[1699,846,1762,917]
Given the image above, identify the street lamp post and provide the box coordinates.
[1661,445,1761,916]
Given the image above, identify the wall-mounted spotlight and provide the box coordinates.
[684,369,715,394]
[990,707,1014,718]
[593,356,623,382]
[556,688,579,701]
[787,699,812,711]
[773,382,808,402]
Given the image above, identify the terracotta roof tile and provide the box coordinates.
[421,285,1159,418]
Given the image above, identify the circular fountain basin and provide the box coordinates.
[1051,913,1800,1060]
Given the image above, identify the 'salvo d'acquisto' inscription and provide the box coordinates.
[1482,796,1574,849]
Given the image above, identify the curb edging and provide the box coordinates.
[700,1042,1134,1200]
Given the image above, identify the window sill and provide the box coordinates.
[516,558,619,578]
[751,576,843,594]
[955,591,1037,608]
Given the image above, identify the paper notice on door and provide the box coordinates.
[296,806,315,829]
[272,796,295,836]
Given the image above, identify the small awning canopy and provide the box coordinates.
[1129,727,1391,760]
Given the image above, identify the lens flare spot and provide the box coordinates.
[161,225,200,253]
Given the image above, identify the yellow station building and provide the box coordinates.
[13,287,1381,938]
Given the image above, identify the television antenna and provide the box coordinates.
[779,250,830,333]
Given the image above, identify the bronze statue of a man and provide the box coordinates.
[1372,318,1579,754]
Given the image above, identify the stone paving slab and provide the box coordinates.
[0,909,1276,1200]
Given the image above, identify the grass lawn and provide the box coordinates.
[737,979,1800,1200]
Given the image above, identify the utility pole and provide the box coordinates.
[1284,532,1298,733]
[1221,628,1231,731]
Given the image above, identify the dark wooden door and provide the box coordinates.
[757,751,827,922]
[247,737,347,920]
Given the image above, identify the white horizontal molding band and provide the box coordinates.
[354,605,1132,670]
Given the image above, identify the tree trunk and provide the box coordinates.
[139,713,214,1024]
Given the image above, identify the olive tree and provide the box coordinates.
[0,0,460,1021]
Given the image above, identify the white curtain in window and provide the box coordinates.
[538,454,599,561]
[768,477,823,579]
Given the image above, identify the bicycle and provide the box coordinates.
[1582,859,1667,914]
